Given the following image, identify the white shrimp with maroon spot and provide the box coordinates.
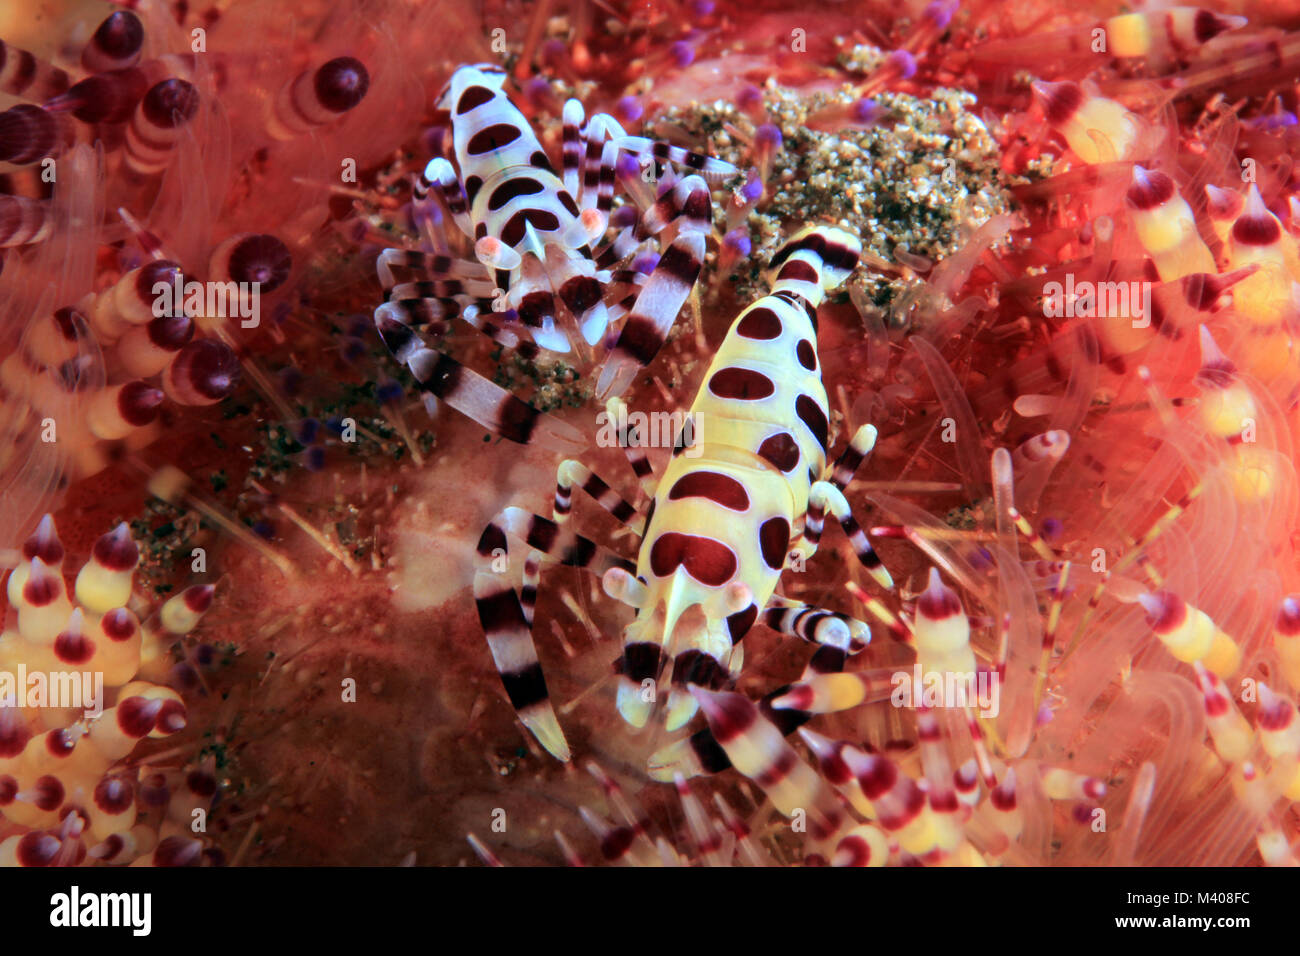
[372,63,736,454]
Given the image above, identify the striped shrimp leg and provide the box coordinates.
[380,275,515,351]
[595,174,718,400]
[591,207,645,273]
[762,595,871,655]
[474,508,637,762]
[827,422,879,490]
[803,482,893,589]
[553,459,645,535]
[602,397,657,498]
[371,306,585,454]
[798,421,892,585]
[571,108,621,215]
[376,249,543,358]
[550,443,659,662]
[416,156,473,237]
[383,278,491,314]
[616,137,737,184]
[565,99,735,204]
[376,249,488,297]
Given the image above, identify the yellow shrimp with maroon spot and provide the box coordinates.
[473,225,891,767]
